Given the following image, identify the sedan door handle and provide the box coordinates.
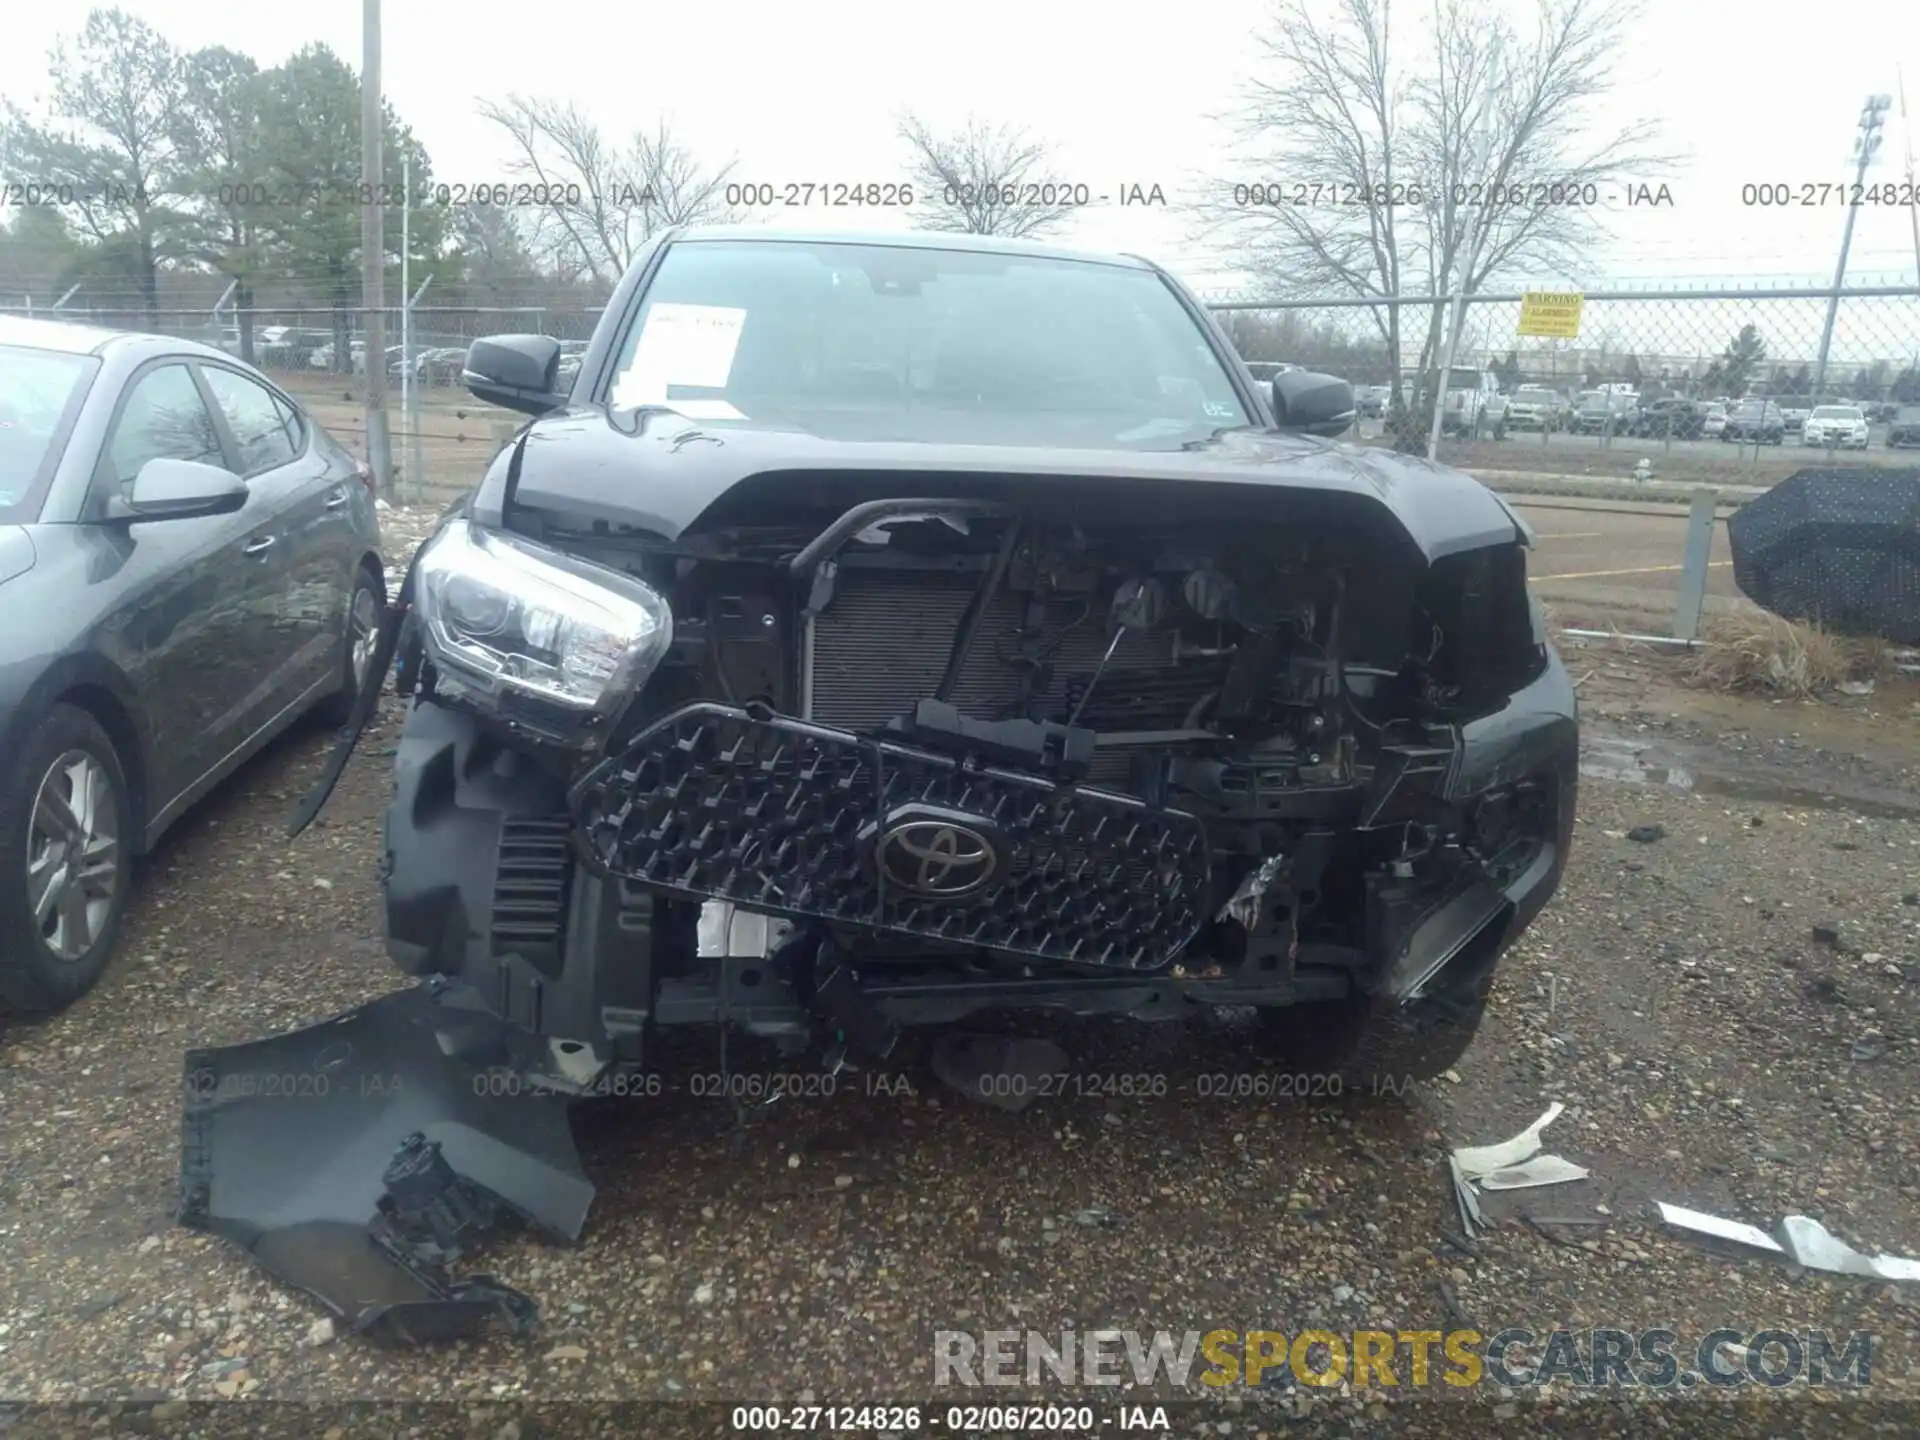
[323,487,349,509]
[243,535,277,556]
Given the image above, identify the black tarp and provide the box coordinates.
[1728,466,1920,643]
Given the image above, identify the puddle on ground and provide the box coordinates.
[1580,725,1920,820]
[1582,733,1695,791]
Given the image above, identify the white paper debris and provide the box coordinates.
[1451,1103,1565,1178]
[1475,1155,1592,1191]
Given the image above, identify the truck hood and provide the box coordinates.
[480,407,1529,563]
[0,526,35,589]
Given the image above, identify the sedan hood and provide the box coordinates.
[485,408,1528,563]
[0,526,36,588]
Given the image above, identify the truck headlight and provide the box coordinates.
[414,519,671,713]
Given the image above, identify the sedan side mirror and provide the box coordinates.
[464,334,565,416]
[116,458,248,521]
[1271,371,1357,437]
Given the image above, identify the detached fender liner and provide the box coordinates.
[177,980,593,1344]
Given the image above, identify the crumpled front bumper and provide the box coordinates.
[178,979,594,1344]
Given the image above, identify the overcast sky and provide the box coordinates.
[6,0,1920,297]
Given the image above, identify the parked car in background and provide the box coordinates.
[1779,402,1811,433]
[1437,366,1505,438]
[0,315,385,1015]
[1801,404,1871,449]
[1887,405,1920,447]
[264,329,331,371]
[1503,384,1567,432]
[1354,384,1389,418]
[556,341,589,390]
[1701,402,1729,438]
[1630,398,1706,440]
[415,347,468,385]
[1243,361,1300,384]
[1723,399,1785,444]
[1571,389,1624,435]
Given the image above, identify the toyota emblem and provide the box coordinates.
[876,819,1001,900]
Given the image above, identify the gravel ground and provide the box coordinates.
[3,514,1919,1436]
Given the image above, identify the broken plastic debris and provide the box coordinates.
[1451,1103,1565,1178]
[1658,1202,1920,1282]
[1218,855,1284,929]
[1475,1155,1592,1191]
[1778,1216,1920,1282]
[1655,1202,1785,1254]
[1448,1155,1485,1236]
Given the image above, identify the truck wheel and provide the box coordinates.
[1257,960,1497,1095]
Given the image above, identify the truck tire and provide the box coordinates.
[1256,960,1497,1095]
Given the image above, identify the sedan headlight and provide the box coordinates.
[414,519,672,713]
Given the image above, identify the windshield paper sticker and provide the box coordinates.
[656,398,747,422]
[612,304,747,407]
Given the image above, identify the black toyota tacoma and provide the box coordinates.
[182,227,1577,1342]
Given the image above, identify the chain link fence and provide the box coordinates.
[1214,284,1920,488]
[10,282,1920,510]
[0,302,611,503]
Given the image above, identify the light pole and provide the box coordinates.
[1811,94,1891,399]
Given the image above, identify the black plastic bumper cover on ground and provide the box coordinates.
[570,702,1212,971]
[178,980,594,1344]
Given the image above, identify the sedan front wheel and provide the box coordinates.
[0,705,133,1015]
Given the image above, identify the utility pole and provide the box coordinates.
[1901,70,1920,291]
[1812,94,1892,399]
[360,0,393,500]
[400,148,410,501]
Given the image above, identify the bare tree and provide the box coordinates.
[478,98,736,283]
[898,114,1079,238]
[1204,0,1667,446]
[1,8,188,322]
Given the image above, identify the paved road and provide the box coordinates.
[1512,497,1735,600]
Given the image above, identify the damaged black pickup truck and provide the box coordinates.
[180,227,1576,1342]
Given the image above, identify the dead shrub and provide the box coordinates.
[1685,613,1889,697]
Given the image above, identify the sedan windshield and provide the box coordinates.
[0,344,99,520]
[1810,406,1862,420]
[604,239,1251,448]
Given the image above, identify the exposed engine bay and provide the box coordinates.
[442,495,1556,986]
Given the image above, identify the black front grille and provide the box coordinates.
[571,704,1211,971]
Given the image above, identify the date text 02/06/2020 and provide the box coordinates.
[465,1068,1415,1103]
[719,181,1170,208]
[1230,180,1674,208]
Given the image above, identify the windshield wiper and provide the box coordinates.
[1179,423,1259,451]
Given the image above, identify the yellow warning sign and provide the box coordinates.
[1518,291,1584,338]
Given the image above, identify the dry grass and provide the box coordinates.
[1684,612,1890,697]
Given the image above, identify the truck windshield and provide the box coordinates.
[604,239,1252,449]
